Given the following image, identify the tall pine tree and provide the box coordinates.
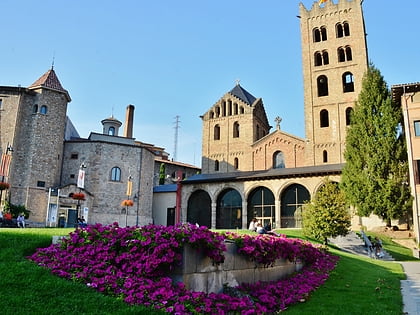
[341,64,412,226]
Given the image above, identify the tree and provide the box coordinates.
[3,201,30,219]
[303,179,351,245]
[341,64,412,226]
[159,163,166,185]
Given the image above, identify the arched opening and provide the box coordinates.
[317,75,328,97]
[320,26,327,41]
[336,23,344,38]
[247,187,275,228]
[273,151,285,169]
[345,46,352,61]
[214,160,219,171]
[233,122,240,138]
[234,157,239,170]
[40,105,48,114]
[338,47,345,62]
[108,126,115,136]
[320,109,329,128]
[343,72,354,93]
[214,124,220,140]
[322,51,329,65]
[323,150,328,163]
[216,188,242,229]
[187,190,211,228]
[343,22,350,36]
[110,167,121,181]
[346,107,353,125]
[314,52,322,66]
[280,184,310,228]
[313,28,321,42]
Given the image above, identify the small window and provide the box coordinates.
[338,48,345,62]
[320,26,327,41]
[273,151,285,169]
[323,150,328,163]
[222,101,226,116]
[33,104,38,114]
[345,46,352,61]
[215,160,219,171]
[343,72,354,93]
[414,121,420,136]
[70,153,78,159]
[40,105,48,114]
[317,75,329,97]
[240,106,244,114]
[108,126,115,136]
[70,174,75,179]
[336,23,344,38]
[234,103,238,115]
[215,106,220,117]
[320,109,329,128]
[210,111,214,119]
[37,181,46,188]
[233,122,240,138]
[346,107,353,126]
[234,157,239,170]
[111,167,121,181]
[314,52,322,66]
[313,28,321,42]
[214,124,220,140]
[228,100,232,115]
[343,22,350,36]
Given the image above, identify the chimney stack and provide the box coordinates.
[124,104,135,138]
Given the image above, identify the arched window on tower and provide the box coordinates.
[317,75,329,97]
[320,26,327,41]
[346,107,353,125]
[322,51,329,65]
[338,47,345,62]
[222,101,226,116]
[343,22,350,36]
[320,109,329,128]
[314,52,322,66]
[214,160,219,171]
[108,126,115,136]
[234,157,239,170]
[40,105,48,114]
[234,103,238,115]
[215,106,220,117]
[214,124,220,140]
[233,122,240,138]
[336,23,344,38]
[323,150,328,163]
[345,46,352,61]
[240,106,244,114]
[343,72,354,93]
[210,111,214,119]
[273,151,285,169]
[228,100,232,115]
[313,28,321,42]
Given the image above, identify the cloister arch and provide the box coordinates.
[187,189,211,227]
[280,184,310,228]
[247,186,275,228]
[216,188,242,229]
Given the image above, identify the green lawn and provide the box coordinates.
[0,228,415,314]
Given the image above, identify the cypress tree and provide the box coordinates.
[341,64,412,226]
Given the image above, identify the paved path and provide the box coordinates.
[329,232,420,314]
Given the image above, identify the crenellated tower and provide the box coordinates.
[299,0,368,166]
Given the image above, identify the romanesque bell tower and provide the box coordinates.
[299,0,368,166]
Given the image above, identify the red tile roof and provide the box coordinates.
[29,69,71,101]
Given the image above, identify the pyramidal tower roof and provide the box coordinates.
[229,83,257,105]
[29,68,71,101]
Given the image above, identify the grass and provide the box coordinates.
[0,227,416,314]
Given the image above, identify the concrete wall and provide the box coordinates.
[171,241,303,293]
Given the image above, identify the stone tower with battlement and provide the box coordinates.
[299,0,368,166]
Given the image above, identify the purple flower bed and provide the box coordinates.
[28,223,339,314]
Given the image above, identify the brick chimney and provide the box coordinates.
[123,104,135,138]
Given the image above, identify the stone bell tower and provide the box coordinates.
[299,0,368,166]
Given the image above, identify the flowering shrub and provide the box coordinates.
[72,192,85,200]
[121,199,134,207]
[28,223,338,314]
[0,182,10,190]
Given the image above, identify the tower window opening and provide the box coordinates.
[214,124,220,140]
[317,75,329,97]
[234,157,239,170]
[215,160,219,171]
[233,122,240,138]
[343,72,354,93]
[320,109,329,128]
[323,150,328,163]
[346,107,353,125]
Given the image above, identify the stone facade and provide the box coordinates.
[300,0,368,165]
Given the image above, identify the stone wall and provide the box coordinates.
[171,241,303,293]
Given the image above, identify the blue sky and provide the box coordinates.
[1,0,419,166]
